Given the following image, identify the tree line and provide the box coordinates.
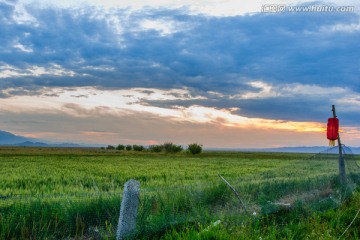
[103,142,202,154]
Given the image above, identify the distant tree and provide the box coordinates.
[133,144,144,151]
[163,142,183,153]
[116,144,125,150]
[163,142,174,153]
[187,143,202,154]
[171,144,183,153]
[125,144,132,151]
[148,145,163,152]
[107,145,115,150]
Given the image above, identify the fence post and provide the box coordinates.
[116,179,140,240]
[332,105,346,185]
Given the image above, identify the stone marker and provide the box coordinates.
[116,179,140,240]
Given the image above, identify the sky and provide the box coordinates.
[0,0,359,148]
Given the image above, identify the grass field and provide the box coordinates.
[0,147,359,239]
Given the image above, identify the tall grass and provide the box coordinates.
[0,147,359,239]
[0,194,119,239]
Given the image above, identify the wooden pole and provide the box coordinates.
[332,105,346,185]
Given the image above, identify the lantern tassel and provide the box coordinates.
[329,140,336,147]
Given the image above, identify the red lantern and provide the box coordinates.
[327,117,339,146]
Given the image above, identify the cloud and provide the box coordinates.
[320,20,360,33]
[0,86,334,133]
[1,1,360,146]
[2,2,359,91]
[138,18,189,36]
[0,63,77,78]
[1,100,359,148]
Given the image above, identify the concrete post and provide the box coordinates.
[116,179,140,240]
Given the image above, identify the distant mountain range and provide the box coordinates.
[206,146,360,154]
[250,146,360,154]
[0,130,82,147]
[0,130,30,145]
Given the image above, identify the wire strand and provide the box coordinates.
[338,207,360,239]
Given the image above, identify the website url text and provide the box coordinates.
[262,5,355,13]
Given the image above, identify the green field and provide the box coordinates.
[0,147,359,239]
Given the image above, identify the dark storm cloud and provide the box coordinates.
[1,1,359,123]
